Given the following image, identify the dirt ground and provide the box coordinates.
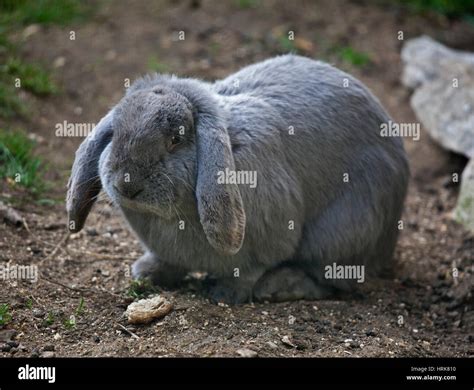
[0,0,473,357]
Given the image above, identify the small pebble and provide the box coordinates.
[0,329,17,342]
[1,344,12,352]
[125,295,173,324]
[53,56,66,68]
[86,228,98,236]
[281,335,296,348]
[30,349,40,358]
[266,341,278,349]
[236,348,258,358]
[32,309,45,318]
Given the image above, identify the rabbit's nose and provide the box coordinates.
[113,182,143,200]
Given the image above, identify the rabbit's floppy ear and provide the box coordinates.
[66,109,114,232]
[195,113,246,256]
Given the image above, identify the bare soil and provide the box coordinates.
[0,0,473,357]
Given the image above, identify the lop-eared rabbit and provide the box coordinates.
[67,54,409,303]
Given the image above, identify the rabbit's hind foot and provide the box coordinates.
[253,266,336,302]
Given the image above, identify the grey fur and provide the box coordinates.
[67,54,409,303]
[67,110,114,232]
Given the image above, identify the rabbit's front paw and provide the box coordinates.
[131,252,186,289]
[131,253,160,280]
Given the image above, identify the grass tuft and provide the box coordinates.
[0,84,26,118]
[3,57,57,95]
[75,297,85,316]
[338,46,371,67]
[0,0,91,26]
[0,129,45,193]
[127,279,158,299]
[0,0,91,119]
[399,0,474,18]
[0,304,13,326]
[42,311,55,327]
[147,55,170,73]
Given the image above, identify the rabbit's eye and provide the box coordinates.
[167,135,182,151]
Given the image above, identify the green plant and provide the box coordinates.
[62,297,85,330]
[75,297,85,316]
[3,57,57,95]
[0,0,91,26]
[209,41,221,57]
[43,311,55,326]
[0,304,12,326]
[0,129,45,193]
[147,55,170,73]
[63,315,76,329]
[338,46,371,67]
[0,50,57,119]
[0,83,26,118]
[399,0,474,18]
[278,34,297,53]
[127,279,158,299]
[0,0,93,119]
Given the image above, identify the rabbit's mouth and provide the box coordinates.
[115,194,176,220]
[99,147,177,219]
[101,172,176,219]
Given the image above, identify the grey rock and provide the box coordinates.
[401,36,474,89]
[0,329,17,343]
[401,36,474,158]
[236,348,258,358]
[32,309,45,318]
[0,200,23,226]
[411,75,474,158]
[30,349,40,358]
[1,344,12,352]
[402,36,474,232]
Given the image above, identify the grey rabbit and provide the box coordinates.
[67,54,409,303]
